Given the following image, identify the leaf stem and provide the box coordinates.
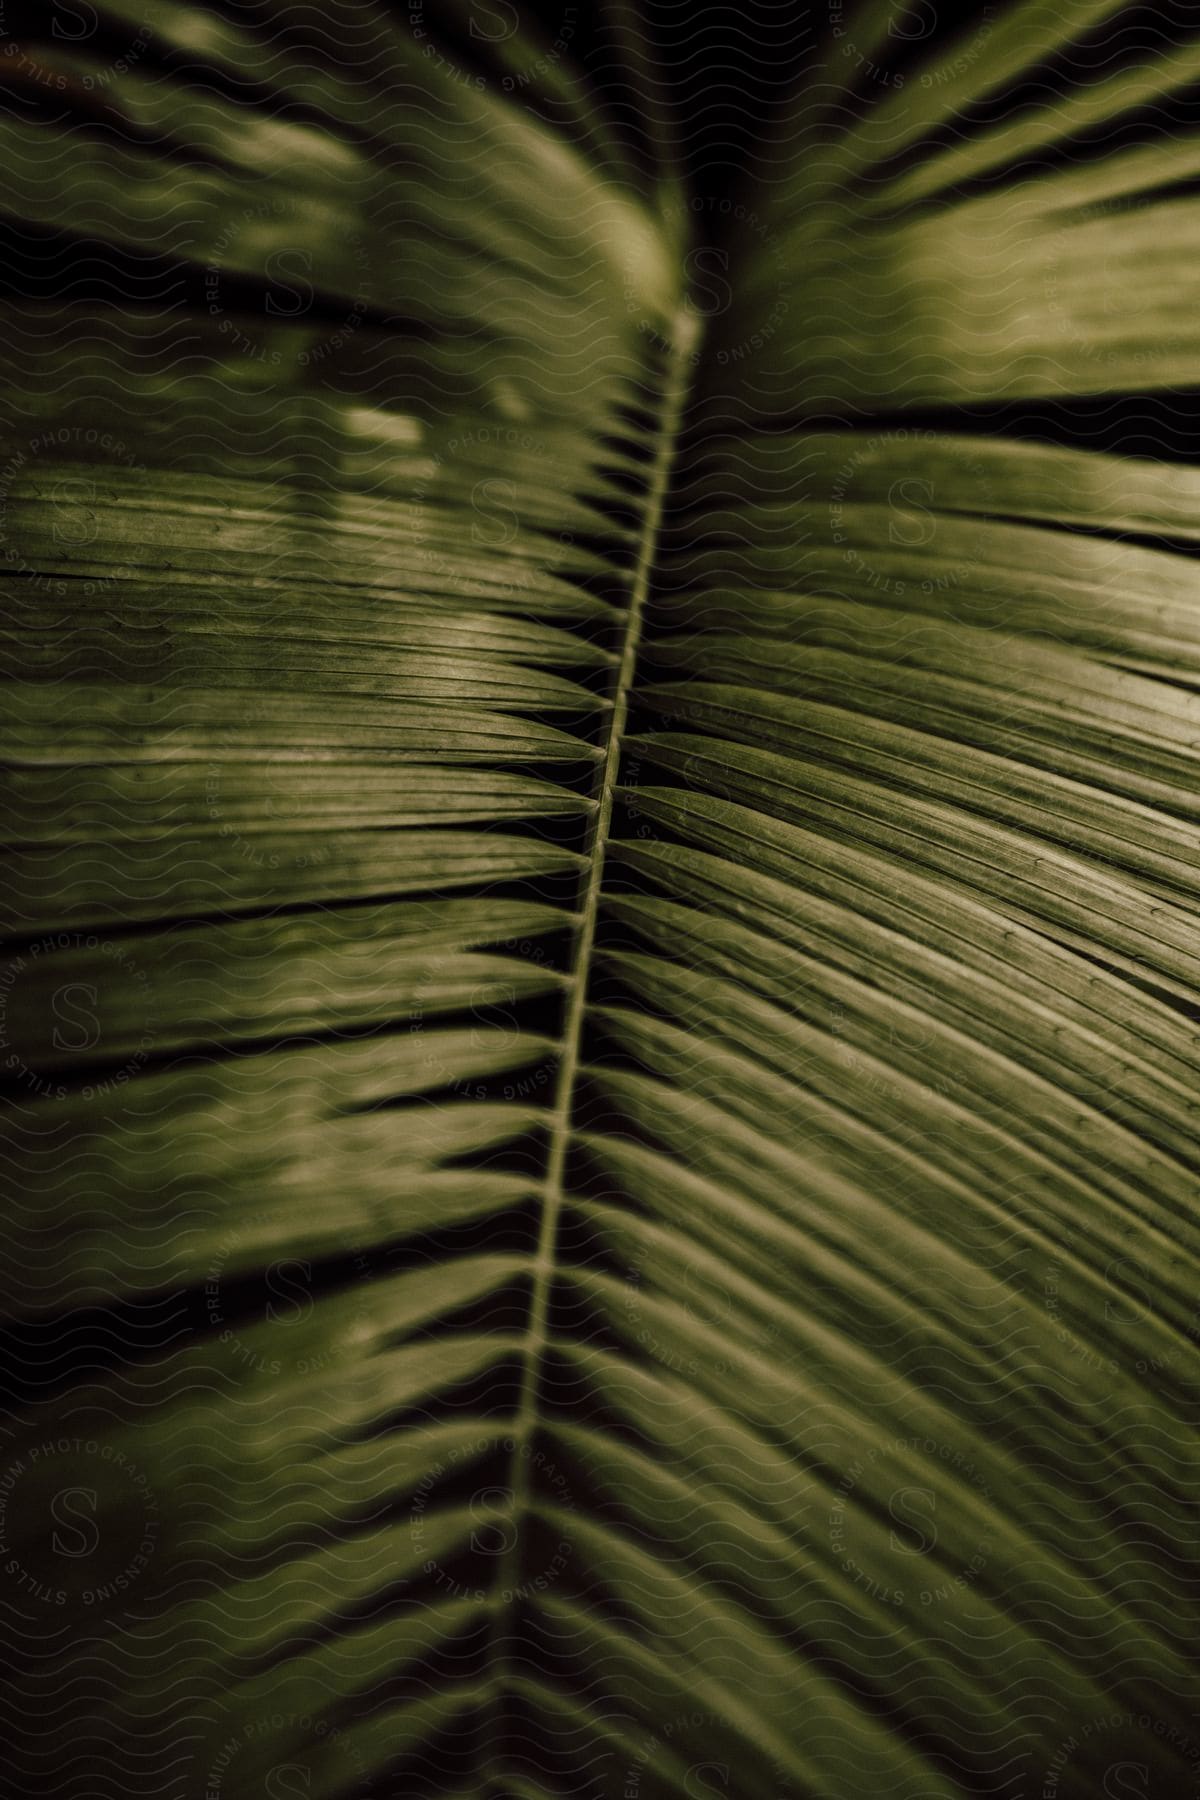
[487,304,699,1748]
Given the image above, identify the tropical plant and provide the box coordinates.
[1,2,1198,1796]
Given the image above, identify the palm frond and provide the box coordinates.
[1,5,1198,1798]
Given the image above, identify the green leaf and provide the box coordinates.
[2,6,1199,1799]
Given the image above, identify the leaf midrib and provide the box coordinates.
[489,303,700,1691]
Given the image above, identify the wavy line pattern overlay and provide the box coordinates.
[0,4,1198,1798]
